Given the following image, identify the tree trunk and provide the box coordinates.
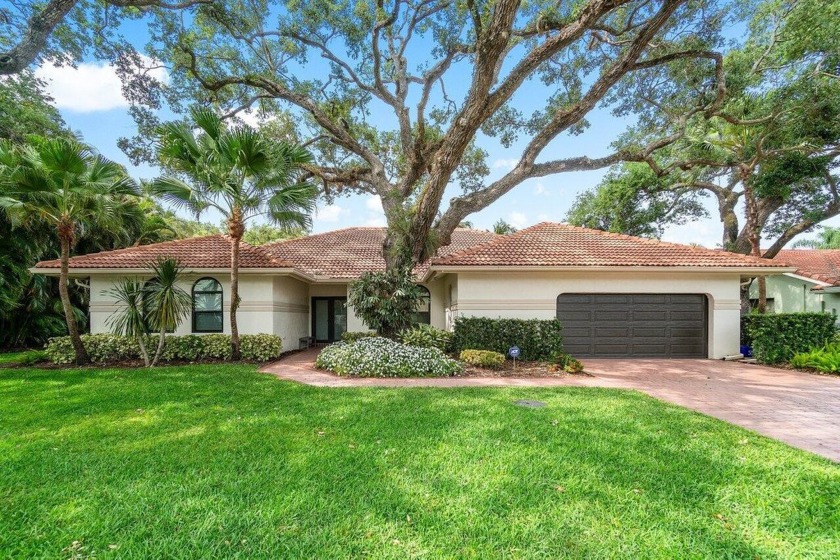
[740,164,767,314]
[138,333,150,367]
[58,226,89,365]
[228,208,244,360]
[152,326,166,367]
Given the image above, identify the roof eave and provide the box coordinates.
[423,264,796,281]
[30,266,317,282]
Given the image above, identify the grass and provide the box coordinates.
[0,349,45,367]
[1,365,838,559]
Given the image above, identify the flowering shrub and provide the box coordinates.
[400,324,452,352]
[315,337,462,377]
[459,349,505,369]
[44,334,283,364]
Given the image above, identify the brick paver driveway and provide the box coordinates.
[584,359,840,462]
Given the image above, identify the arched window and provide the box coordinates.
[413,286,431,325]
[193,278,223,333]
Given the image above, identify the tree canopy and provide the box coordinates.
[86,0,742,269]
[571,0,839,255]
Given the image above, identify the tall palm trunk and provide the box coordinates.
[229,208,244,360]
[57,222,89,365]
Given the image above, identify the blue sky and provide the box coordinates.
[33,14,835,248]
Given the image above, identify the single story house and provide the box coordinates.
[32,222,792,359]
[749,249,840,315]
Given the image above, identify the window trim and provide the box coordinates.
[192,277,224,333]
[413,285,431,325]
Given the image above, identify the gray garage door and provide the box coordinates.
[556,294,708,358]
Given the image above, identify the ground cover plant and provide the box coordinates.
[1,364,838,558]
[790,343,840,374]
[316,337,462,377]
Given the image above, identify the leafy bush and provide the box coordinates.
[742,313,837,364]
[400,324,452,352]
[341,331,377,343]
[315,337,462,377]
[459,349,505,369]
[44,334,283,364]
[451,317,563,361]
[790,343,840,373]
[240,334,284,361]
[550,351,585,373]
[347,270,426,338]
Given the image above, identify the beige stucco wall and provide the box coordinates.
[89,273,306,352]
[451,270,744,359]
[749,273,840,320]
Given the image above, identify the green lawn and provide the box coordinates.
[0,349,44,367]
[1,365,838,559]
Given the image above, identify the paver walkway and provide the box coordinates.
[262,351,840,462]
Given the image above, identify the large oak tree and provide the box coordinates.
[117,0,735,270]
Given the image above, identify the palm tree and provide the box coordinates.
[104,279,151,367]
[793,227,840,249]
[0,139,139,364]
[144,257,191,366]
[151,107,317,359]
[492,219,518,235]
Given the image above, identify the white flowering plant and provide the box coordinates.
[315,337,463,377]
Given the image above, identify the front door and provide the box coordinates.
[312,297,348,343]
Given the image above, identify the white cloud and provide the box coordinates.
[316,204,345,222]
[533,182,549,196]
[508,211,529,230]
[365,195,383,212]
[492,158,519,170]
[537,213,551,222]
[35,57,167,113]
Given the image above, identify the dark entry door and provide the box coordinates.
[312,297,348,342]
[556,294,708,358]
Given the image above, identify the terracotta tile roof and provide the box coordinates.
[263,227,501,278]
[35,235,290,269]
[432,222,784,269]
[773,249,840,287]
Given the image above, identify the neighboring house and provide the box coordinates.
[749,250,840,316]
[32,222,791,359]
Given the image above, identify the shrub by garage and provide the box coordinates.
[741,313,837,364]
[451,317,563,361]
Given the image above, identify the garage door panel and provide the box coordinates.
[594,327,631,337]
[562,311,596,321]
[557,293,707,358]
[633,327,668,338]
[634,311,668,321]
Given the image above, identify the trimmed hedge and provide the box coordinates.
[400,324,453,352]
[741,313,837,364]
[460,349,505,369]
[451,317,563,361]
[315,337,462,377]
[44,334,283,365]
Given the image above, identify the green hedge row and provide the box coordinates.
[451,317,563,361]
[45,334,283,364]
[742,313,837,364]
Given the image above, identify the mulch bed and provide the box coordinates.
[460,360,588,378]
